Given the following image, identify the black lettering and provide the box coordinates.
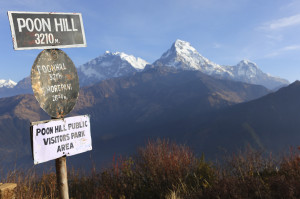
[57,145,61,152]
[55,136,59,143]
[51,136,55,144]
[63,124,67,131]
[43,138,49,145]
[55,125,59,133]
[36,128,41,136]
[41,128,45,135]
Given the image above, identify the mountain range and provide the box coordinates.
[77,51,148,87]
[0,65,270,168]
[0,77,32,98]
[0,39,296,171]
[0,39,289,98]
[0,79,16,88]
[153,40,288,89]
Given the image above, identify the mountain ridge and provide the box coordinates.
[0,79,16,88]
[184,80,300,157]
[153,39,289,89]
[0,39,289,98]
[0,67,270,168]
[77,51,149,86]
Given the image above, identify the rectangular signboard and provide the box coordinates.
[8,11,87,50]
[30,115,92,164]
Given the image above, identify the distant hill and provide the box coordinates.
[185,80,300,157]
[0,77,32,98]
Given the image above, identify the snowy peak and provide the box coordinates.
[159,39,206,69]
[154,39,288,89]
[174,39,190,47]
[172,39,198,57]
[238,59,258,67]
[171,39,209,68]
[234,59,261,78]
[104,51,148,70]
[78,51,149,86]
[154,39,233,77]
[0,79,17,88]
[84,51,148,71]
[237,60,259,71]
[227,60,289,89]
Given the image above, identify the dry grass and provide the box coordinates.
[2,140,300,199]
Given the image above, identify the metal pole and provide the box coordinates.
[56,156,69,199]
[52,116,69,199]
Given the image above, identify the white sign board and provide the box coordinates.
[30,115,92,164]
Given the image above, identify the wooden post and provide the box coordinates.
[52,116,69,199]
[55,156,69,199]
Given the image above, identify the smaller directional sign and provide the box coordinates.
[31,115,92,164]
[7,11,86,50]
[31,49,79,118]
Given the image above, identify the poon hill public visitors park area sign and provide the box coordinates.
[8,11,91,199]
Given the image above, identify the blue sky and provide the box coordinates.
[1,0,300,83]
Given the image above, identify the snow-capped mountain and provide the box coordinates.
[0,77,32,98]
[153,39,289,89]
[225,60,289,89]
[0,39,289,99]
[0,79,16,88]
[153,40,233,78]
[77,51,149,86]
